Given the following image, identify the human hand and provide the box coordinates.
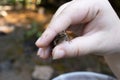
[35,0,120,59]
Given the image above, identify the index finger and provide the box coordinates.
[36,15,71,47]
[36,11,72,47]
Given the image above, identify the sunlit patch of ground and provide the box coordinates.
[0,10,52,34]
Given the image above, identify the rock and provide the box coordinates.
[0,10,8,17]
[32,65,54,80]
[0,25,15,34]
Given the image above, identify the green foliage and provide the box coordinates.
[7,0,16,3]
[0,0,24,5]
[24,21,42,40]
[0,0,41,5]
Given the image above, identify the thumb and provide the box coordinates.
[52,32,103,59]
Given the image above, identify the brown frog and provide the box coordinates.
[51,31,70,48]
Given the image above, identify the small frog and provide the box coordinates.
[51,31,70,48]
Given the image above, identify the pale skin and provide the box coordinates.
[36,0,120,79]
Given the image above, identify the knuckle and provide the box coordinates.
[47,26,58,35]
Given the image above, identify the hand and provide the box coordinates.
[35,0,120,59]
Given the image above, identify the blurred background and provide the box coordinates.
[0,0,119,80]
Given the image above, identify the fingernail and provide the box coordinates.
[36,38,42,44]
[37,48,42,55]
[35,33,49,47]
[37,52,40,56]
[53,49,65,60]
